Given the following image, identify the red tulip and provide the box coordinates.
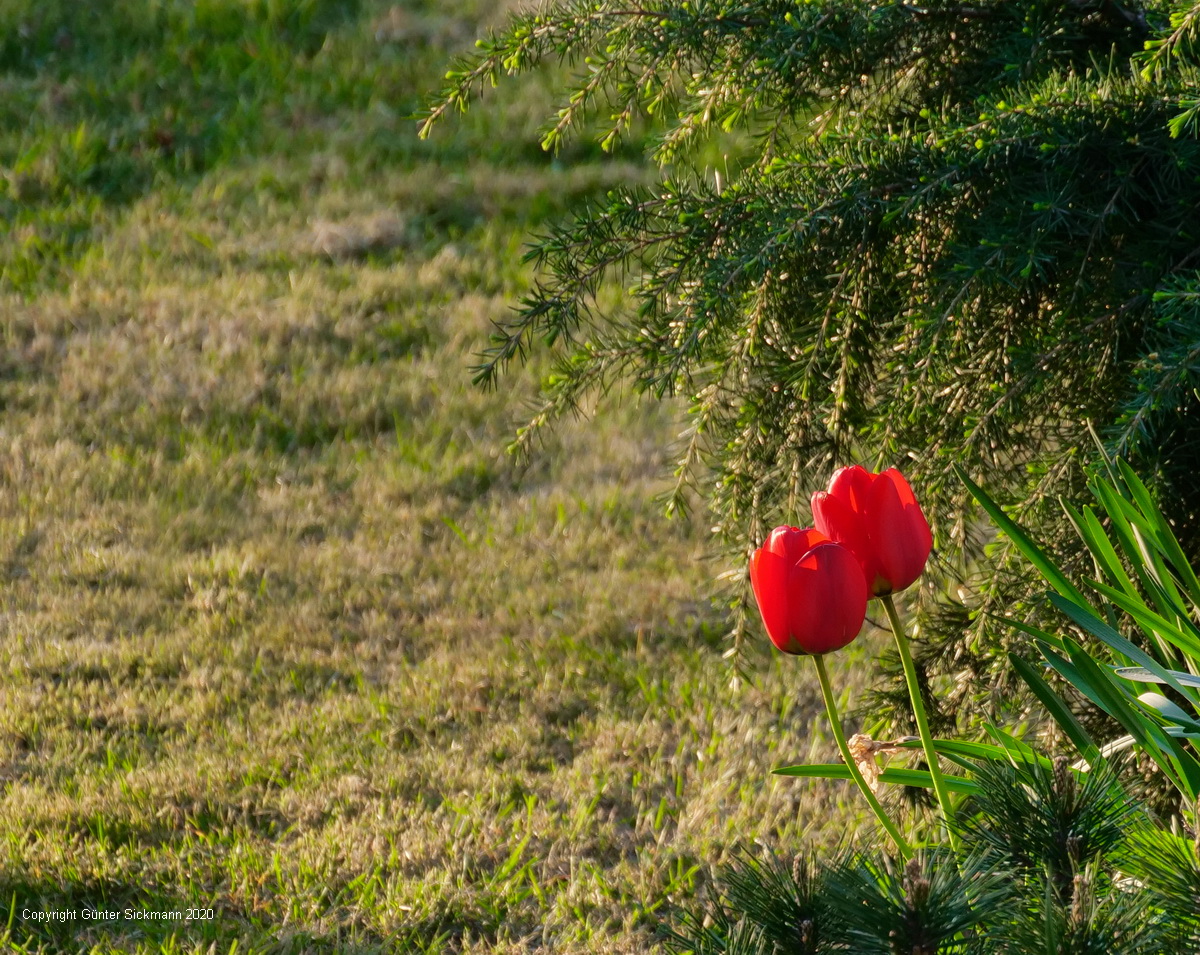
[749,526,868,655]
[811,466,933,596]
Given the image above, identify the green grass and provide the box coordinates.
[0,2,889,951]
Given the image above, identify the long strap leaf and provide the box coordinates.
[1115,458,1200,608]
[957,466,1089,607]
[1009,651,1101,766]
[1048,593,1200,706]
[772,764,980,794]
[1061,637,1200,800]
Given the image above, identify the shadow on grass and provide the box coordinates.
[0,0,659,296]
[0,0,368,294]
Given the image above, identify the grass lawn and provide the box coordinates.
[0,2,884,951]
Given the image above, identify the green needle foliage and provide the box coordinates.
[960,758,1143,900]
[1122,828,1200,950]
[661,851,835,954]
[721,851,832,951]
[822,849,1008,954]
[666,758,1177,954]
[422,0,1200,708]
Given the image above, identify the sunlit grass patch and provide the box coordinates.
[0,1,872,952]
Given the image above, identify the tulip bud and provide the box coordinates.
[813,466,932,596]
[749,528,868,655]
[867,468,933,594]
[811,489,882,594]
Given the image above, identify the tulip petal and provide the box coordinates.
[785,542,868,655]
[828,465,876,514]
[764,525,827,564]
[750,547,793,651]
[867,469,933,593]
[812,490,880,592]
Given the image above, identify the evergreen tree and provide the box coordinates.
[421,0,1200,723]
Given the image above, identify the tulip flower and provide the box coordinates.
[812,465,957,845]
[811,466,933,596]
[751,523,910,857]
[749,526,868,655]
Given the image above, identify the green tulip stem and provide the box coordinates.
[812,653,911,859]
[881,593,960,850]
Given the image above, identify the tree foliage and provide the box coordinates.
[421,0,1200,719]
